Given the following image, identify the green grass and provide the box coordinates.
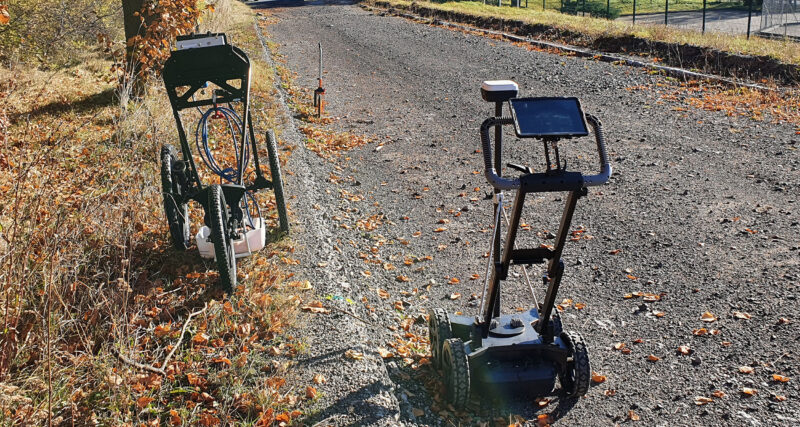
[375,0,799,66]
[491,0,753,16]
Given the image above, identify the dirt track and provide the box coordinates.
[255,1,799,425]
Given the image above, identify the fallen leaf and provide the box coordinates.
[738,366,754,374]
[378,348,394,359]
[741,387,757,396]
[136,396,154,409]
[694,396,713,405]
[344,349,364,360]
[777,317,790,325]
[574,302,586,310]
[628,410,640,421]
[449,292,461,300]
[302,301,330,314]
[653,310,666,317]
[448,277,460,284]
[377,289,390,299]
[773,395,787,402]
[305,386,317,399]
[536,414,552,426]
[647,354,660,362]
[608,249,621,255]
[701,311,717,322]
[433,227,447,233]
[772,374,790,383]
[470,273,480,280]
[692,327,708,336]
[396,275,410,282]
[677,345,691,355]
[591,372,607,383]
[192,332,209,345]
[712,390,726,398]
[613,342,626,350]
[733,311,752,320]
[312,374,326,384]
[621,348,632,355]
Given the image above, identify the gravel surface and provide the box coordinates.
[256,1,799,425]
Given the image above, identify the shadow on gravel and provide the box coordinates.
[303,380,399,425]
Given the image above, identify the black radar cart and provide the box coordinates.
[159,33,288,293]
[428,80,612,407]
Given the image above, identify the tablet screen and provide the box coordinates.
[509,97,588,138]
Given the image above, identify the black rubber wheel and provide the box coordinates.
[427,308,452,370]
[559,330,591,398]
[442,338,470,409]
[265,130,289,233]
[160,145,190,250]
[208,185,236,293]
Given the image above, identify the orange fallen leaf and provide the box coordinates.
[192,332,209,345]
[378,348,394,359]
[692,327,708,336]
[305,386,317,399]
[608,249,621,255]
[136,396,154,409]
[433,227,447,233]
[574,302,586,310]
[733,311,752,320]
[626,274,638,280]
[302,301,330,314]
[344,349,363,360]
[772,374,790,383]
[449,292,461,300]
[448,277,460,284]
[647,354,660,362]
[694,396,713,405]
[604,389,617,397]
[773,395,787,402]
[741,387,757,396]
[470,273,480,280]
[701,311,717,322]
[628,410,640,421]
[312,374,326,384]
[396,275,410,282]
[621,348,632,355]
[677,345,691,355]
[536,414,552,426]
[591,372,607,383]
[613,342,626,350]
[377,289,390,299]
[712,390,726,398]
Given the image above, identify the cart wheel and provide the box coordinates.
[442,338,470,409]
[427,308,452,370]
[559,331,590,398]
[265,130,289,233]
[160,145,189,250]
[208,185,237,293]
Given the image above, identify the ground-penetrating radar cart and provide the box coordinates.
[428,80,611,407]
[160,33,288,292]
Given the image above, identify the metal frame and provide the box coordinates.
[441,93,611,396]
[161,33,280,233]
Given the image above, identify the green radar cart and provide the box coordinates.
[159,33,288,292]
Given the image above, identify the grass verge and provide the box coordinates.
[0,0,314,425]
[367,0,800,84]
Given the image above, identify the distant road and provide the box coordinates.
[616,9,759,35]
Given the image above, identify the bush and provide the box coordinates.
[0,0,121,67]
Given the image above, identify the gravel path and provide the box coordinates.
[257,1,799,425]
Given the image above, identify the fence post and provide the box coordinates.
[746,0,753,39]
[702,0,706,33]
[607,0,610,18]
[633,0,637,24]
[543,0,546,10]
[665,0,669,26]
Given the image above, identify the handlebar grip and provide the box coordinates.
[480,117,520,191]
[582,113,612,187]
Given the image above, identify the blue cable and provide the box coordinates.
[195,105,258,229]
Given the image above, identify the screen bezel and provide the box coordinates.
[508,97,589,139]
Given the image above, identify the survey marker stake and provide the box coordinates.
[313,42,325,117]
